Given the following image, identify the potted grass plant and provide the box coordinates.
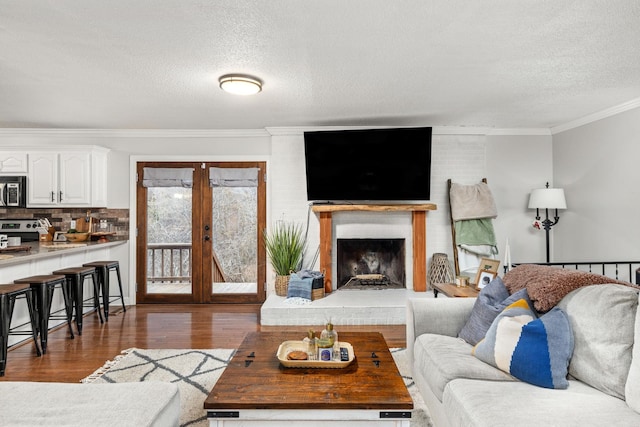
[263,221,306,296]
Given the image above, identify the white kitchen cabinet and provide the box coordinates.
[25,146,108,207]
[28,152,59,205]
[0,152,28,174]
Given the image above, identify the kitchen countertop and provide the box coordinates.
[0,239,128,266]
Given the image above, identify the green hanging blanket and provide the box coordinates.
[454,218,497,247]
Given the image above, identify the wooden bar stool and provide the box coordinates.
[83,261,126,320]
[13,275,74,354]
[0,284,41,376]
[52,266,104,335]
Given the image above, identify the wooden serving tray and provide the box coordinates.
[0,245,32,253]
[277,340,355,368]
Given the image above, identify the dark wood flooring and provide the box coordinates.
[0,304,406,383]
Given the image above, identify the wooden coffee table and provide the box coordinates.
[204,331,413,426]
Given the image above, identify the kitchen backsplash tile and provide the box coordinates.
[0,208,129,239]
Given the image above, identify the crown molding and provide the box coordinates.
[485,128,551,136]
[0,126,552,138]
[0,128,271,138]
[551,97,640,134]
[0,126,544,138]
[266,125,550,136]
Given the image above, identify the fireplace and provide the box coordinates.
[337,238,405,289]
[312,204,436,293]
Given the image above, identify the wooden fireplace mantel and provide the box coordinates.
[311,203,437,293]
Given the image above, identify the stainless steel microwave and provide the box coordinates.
[0,176,27,208]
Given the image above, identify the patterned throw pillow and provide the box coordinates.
[473,299,574,389]
[458,276,531,345]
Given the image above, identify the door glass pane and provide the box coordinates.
[211,186,257,294]
[146,187,193,294]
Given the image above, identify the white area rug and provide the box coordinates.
[82,348,235,427]
[83,347,431,427]
[391,347,432,427]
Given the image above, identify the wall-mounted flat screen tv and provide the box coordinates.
[303,127,432,202]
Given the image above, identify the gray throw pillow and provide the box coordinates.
[557,284,638,399]
[625,292,640,412]
[458,276,531,345]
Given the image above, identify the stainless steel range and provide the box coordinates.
[0,219,48,242]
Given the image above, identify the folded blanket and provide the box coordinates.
[287,272,313,300]
[298,269,324,280]
[450,182,498,221]
[459,244,498,257]
[503,264,637,312]
[454,218,497,247]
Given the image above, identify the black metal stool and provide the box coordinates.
[0,284,41,376]
[52,266,104,335]
[13,275,75,354]
[83,261,126,320]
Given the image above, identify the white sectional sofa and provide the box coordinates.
[407,266,640,427]
[0,381,180,426]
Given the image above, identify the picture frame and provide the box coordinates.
[478,257,500,274]
[472,258,500,287]
[476,270,497,289]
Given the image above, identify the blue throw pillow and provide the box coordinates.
[286,272,313,300]
[458,276,532,345]
[473,298,574,389]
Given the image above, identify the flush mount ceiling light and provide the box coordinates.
[219,74,262,95]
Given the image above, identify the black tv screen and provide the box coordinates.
[303,127,432,202]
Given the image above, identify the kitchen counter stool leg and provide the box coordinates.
[34,283,51,353]
[23,289,41,357]
[95,265,110,320]
[52,267,104,335]
[56,278,75,339]
[83,261,126,321]
[0,292,11,376]
[0,285,42,376]
[67,272,83,335]
[113,263,126,313]
[90,270,104,324]
[14,276,74,354]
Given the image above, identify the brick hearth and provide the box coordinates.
[260,288,434,326]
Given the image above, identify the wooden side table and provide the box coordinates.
[432,282,479,298]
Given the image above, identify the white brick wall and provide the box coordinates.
[268,132,488,295]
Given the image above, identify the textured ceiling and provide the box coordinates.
[1,0,639,130]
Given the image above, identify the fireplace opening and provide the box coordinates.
[337,238,405,289]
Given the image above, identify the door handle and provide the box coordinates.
[204,225,210,231]
[204,235,211,241]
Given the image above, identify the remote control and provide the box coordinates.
[340,347,349,362]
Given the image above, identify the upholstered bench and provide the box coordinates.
[0,381,180,426]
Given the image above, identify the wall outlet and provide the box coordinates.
[70,220,76,229]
